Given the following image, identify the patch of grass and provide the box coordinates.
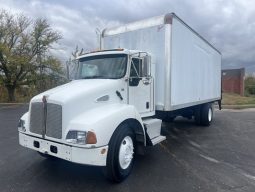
[222,93,255,105]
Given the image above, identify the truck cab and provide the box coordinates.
[18,49,165,182]
[76,49,155,117]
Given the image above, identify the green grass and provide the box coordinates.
[222,93,255,105]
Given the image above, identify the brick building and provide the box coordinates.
[222,68,245,96]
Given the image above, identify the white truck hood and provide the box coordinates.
[31,79,123,104]
[30,79,126,135]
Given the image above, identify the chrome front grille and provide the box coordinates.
[30,102,44,135]
[46,103,62,139]
[30,102,62,139]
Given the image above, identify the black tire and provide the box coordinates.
[104,124,135,182]
[200,103,213,126]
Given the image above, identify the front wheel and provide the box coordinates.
[104,124,135,182]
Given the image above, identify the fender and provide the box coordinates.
[19,112,29,131]
[20,112,29,124]
[66,103,145,147]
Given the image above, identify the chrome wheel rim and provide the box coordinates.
[208,107,212,122]
[119,136,134,169]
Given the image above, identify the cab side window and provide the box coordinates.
[130,58,142,77]
[130,57,150,78]
[129,57,150,86]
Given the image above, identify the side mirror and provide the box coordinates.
[143,56,151,77]
[144,56,150,66]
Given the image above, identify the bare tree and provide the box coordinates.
[0,10,62,101]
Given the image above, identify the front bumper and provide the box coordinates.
[19,132,108,166]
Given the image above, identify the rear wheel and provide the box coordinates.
[200,103,213,126]
[104,124,135,182]
[194,103,213,126]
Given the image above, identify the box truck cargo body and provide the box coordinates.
[18,13,221,182]
[102,13,221,112]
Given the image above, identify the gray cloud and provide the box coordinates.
[1,0,255,73]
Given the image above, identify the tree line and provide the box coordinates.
[245,75,255,96]
[0,10,66,102]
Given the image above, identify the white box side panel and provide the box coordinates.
[103,26,167,108]
[170,18,221,109]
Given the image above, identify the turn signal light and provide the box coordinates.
[86,131,97,144]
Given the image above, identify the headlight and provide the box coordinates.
[66,130,97,145]
[18,119,26,132]
[66,131,87,145]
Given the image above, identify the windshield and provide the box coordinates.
[77,54,127,79]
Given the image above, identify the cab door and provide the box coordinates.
[128,56,153,115]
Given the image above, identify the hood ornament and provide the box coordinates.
[42,95,48,103]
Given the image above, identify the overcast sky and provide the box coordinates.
[1,0,255,73]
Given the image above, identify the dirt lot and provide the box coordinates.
[1,104,255,192]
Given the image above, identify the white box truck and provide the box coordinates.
[18,13,221,182]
